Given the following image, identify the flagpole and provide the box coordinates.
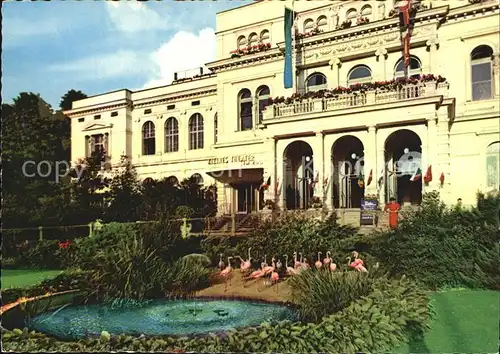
[291,0,297,93]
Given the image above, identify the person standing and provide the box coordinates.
[384,197,401,229]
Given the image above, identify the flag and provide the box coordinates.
[323,175,330,194]
[261,176,271,190]
[358,171,365,188]
[398,0,413,69]
[410,167,422,182]
[439,172,445,185]
[274,178,280,196]
[378,168,385,188]
[367,169,373,186]
[283,7,295,89]
[424,165,432,184]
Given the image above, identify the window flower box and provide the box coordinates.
[340,20,352,30]
[296,25,323,40]
[357,17,370,25]
[229,42,271,58]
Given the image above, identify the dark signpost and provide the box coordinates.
[360,198,378,225]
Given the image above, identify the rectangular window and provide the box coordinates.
[240,102,253,130]
[89,134,105,155]
[94,114,101,120]
[144,108,152,114]
[78,118,85,122]
[167,104,175,110]
[486,155,499,189]
[111,111,118,117]
[191,100,200,106]
[472,62,493,101]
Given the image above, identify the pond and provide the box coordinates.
[29,298,297,339]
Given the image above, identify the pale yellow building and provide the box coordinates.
[65,0,500,219]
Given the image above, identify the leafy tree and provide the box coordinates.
[104,156,142,222]
[59,89,87,111]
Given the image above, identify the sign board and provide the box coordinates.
[360,198,378,225]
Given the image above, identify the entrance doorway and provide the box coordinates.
[332,135,365,208]
[235,183,263,214]
[384,129,422,205]
[283,140,314,210]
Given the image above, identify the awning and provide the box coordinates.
[206,168,263,184]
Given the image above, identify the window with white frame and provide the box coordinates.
[306,72,327,92]
[347,65,372,86]
[237,35,247,50]
[142,121,155,155]
[248,33,258,47]
[189,113,204,150]
[257,85,271,123]
[394,56,422,78]
[317,16,327,31]
[86,133,107,157]
[165,117,179,153]
[486,142,500,190]
[260,30,270,43]
[303,18,314,32]
[471,45,494,101]
[238,89,253,131]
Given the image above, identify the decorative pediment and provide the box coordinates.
[82,123,113,132]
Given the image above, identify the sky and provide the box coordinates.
[2,0,253,109]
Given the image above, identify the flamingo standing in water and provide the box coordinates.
[219,256,233,291]
[218,254,225,271]
[284,255,297,276]
[315,252,323,269]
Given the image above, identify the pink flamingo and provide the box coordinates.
[293,252,301,269]
[270,259,280,293]
[237,248,252,273]
[217,253,225,271]
[329,262,337,271]
[323,251,332,266]
[284,255,297,276]
[352,251,368,273]
[262,257,276,275]
[301,255,310,270]
[347,254,367,273]
[315,252,323,269]
[219,256,233,291]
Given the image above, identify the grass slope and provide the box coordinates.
[395,289,499,353]
[1,269,62,290]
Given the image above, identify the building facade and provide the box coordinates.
[66,0,500,217]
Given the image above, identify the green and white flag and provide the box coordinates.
[410,167,422,182]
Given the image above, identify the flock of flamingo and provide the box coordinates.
[217,248,368,293]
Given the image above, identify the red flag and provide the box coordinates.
[424,165,432,183]
[439,172,445,185]
[367,169,373,186]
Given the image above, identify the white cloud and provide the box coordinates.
[142,28,217,89]
[106,1,170,34]
[48,50,150,81]
[3,17,62,46]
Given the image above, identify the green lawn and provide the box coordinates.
[394,289,499,353]
[1,269,62,289]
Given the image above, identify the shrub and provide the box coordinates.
[370,191,500,289]
[288,264,384,322]
[165,254,213,295]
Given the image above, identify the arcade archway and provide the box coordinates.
[384,129,422,205]
[331,135,365,208]
[283,140,314,210]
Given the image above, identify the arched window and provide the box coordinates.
[248,33,258,47]
[346,8,357,20]
[257,86,271,124]
[471,45,494,101]
[394,56,422,78]
[347,65,372,85]
[317,16,327,31]
[260,29,270,43]
[189,113,204,150]
[142,121,155,155]
[237,35,247,50]
[306,72,327,92]
[238,88,253,131]
[361,5,372,16]
[214,113,218,144]
[165,117,179,153]
[166,175,179,186]
[143,177,154,185]
[191,173,204,185]
[303,18,314,32]
[486,142,500,190]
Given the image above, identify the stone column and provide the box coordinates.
[375,47,388,81]
[276,140,285,210]
[436,111,451,203]
[364,126,378,197]
[312,132,325,208]
[377,147,386,205]
[493,52,500,98]
[179,111,189,153]
[156,115,164,157]
[426,117,438,191]
[426,38,439,73]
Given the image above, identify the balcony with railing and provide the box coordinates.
[263,76,449,121]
